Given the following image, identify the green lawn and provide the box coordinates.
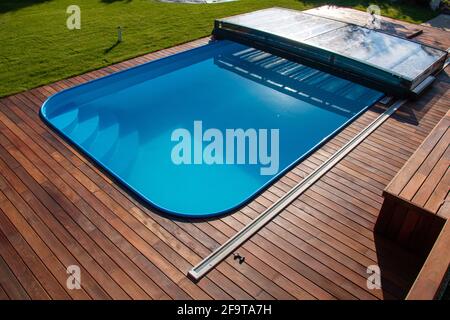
[0,0,438,98]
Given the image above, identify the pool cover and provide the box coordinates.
[214,8,447,96]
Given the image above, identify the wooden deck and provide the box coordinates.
[0,8,449,300]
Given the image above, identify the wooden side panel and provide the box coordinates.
[407,221,450,300]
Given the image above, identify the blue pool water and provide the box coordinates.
[41,40,383,217]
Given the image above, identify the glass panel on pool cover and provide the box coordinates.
[41,40,383,217]
[215,8,447,94]
[303,25,446,81]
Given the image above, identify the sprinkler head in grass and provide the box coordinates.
[117,26,123,43]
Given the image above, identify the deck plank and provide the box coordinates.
[0,250,29,300]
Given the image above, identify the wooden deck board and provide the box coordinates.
[0,9,449,299]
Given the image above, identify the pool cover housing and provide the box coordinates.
[213,7,448,96]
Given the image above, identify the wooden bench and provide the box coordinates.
[375,110,450,257]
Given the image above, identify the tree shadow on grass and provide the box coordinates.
[0,0,53,14]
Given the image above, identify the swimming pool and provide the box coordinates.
[41,40,383,217]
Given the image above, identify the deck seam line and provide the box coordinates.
[188,98,408,281]
[0,209,54,299]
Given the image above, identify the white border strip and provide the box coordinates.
[188,99,408,281]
